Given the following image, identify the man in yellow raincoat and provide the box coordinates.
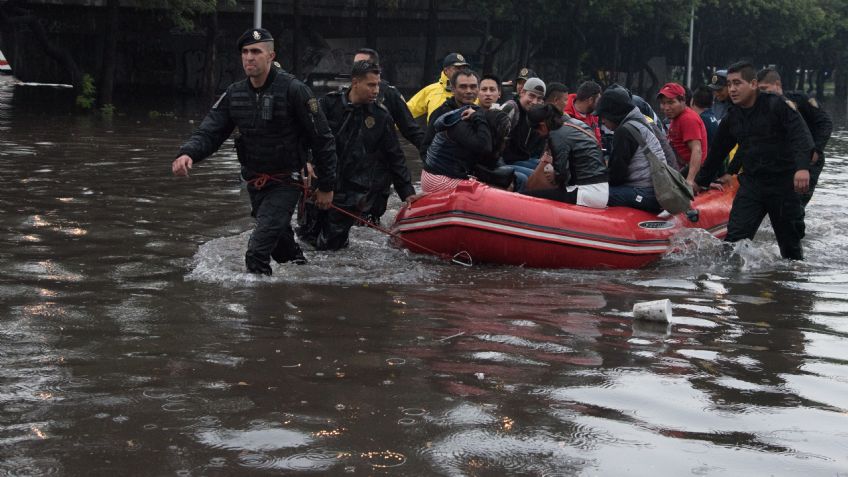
[406,53,469,120]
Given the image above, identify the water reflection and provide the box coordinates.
[1,78,847,474]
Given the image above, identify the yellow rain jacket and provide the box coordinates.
[406,71,452,120]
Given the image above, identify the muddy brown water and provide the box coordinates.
[2,79,848,475]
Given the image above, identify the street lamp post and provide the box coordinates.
[254,0,262,28]
[686,1,695,88]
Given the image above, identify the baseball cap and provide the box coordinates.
[442,53,469,68]
[523,77,546,97]
[657,82,686,99]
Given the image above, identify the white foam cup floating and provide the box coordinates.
[632,299,672,323]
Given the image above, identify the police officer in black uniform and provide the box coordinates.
[297,61,416,250]
[172,28,337,275]
[512,67,537,102]
[695,62,814,260]
[756,67,833,207]
[352,48,423,224]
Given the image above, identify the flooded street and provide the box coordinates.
[2,79,848,475]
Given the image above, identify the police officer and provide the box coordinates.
[172,28,337,275]
[756,67,833,207]
[708,69,731,121]
[512,67,537,102]
[297,61,416,250]
[407,53,469,121]
[695,61,814,260]
[353,48,423,224]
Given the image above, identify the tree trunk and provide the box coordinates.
[815,69,825,100]
[292,0,302,76]
[796,68,806,91]
[782,65,797,94]
[202,8,218,98]
[834,63,847,111]
[420,0,438,85]
[98,0,119,106]
[366,0,377,49]
[516,11,530,77]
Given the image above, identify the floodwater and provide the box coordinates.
[2,78,848,476]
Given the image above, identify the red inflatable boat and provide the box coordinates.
[392,178,738,269]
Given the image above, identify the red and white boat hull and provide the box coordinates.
[392,179,737,269]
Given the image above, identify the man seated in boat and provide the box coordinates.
[520,104,609,208]
[500,77,548,186]
[544,82,569,114]
[478,74,502,111]
[594,85,666,213]
[419,68,481,161]
[420,106,514,193]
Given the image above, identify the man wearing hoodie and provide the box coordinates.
[594,86,667,213]
[406,53,469,121]
[565,80,602,145]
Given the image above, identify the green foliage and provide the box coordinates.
[146,0,236,31]
[148,110,176,119]
[75,74,96,110]
[100,104,116,117]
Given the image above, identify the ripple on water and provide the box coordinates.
[474,334,573,354]
[197,426,313,452]
[428,403,498,427]
[0,457,62,476]
[421,428,587,476]
[469,351,549,367]
[186,230,442,285]
[12,261,84,282]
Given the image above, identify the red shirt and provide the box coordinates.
[564,93,602,145]
[668,107,708,165]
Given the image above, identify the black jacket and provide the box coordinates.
[424,106,499,179]
[501,100,546,164]
[320,89,415,209]
[420,97,461,161]
[784,90,832,156]
[548,116,608,186]
[179,68,337,192]
[379,80,424,150]
[696,92,815,188]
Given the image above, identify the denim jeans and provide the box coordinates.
[607,186,662,213]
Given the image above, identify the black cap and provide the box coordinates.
[442,53,469,68]
[237,28,274,50]
[708,70,728,90]
[516,67,537,82]
[593,86,634,123]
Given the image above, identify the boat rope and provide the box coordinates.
[281,175,473,267]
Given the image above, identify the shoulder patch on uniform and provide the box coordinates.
[212,92,227,110]
[308,97,319,114]
[785,99,798,111]
[808,97,820,108]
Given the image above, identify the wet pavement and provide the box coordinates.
[2,78,848,475]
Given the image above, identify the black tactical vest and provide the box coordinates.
[227,71,305,176]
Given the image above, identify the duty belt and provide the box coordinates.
[246,171,302,190]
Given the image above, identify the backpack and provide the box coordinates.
[621,122,694,214]
[648,121,684,171]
